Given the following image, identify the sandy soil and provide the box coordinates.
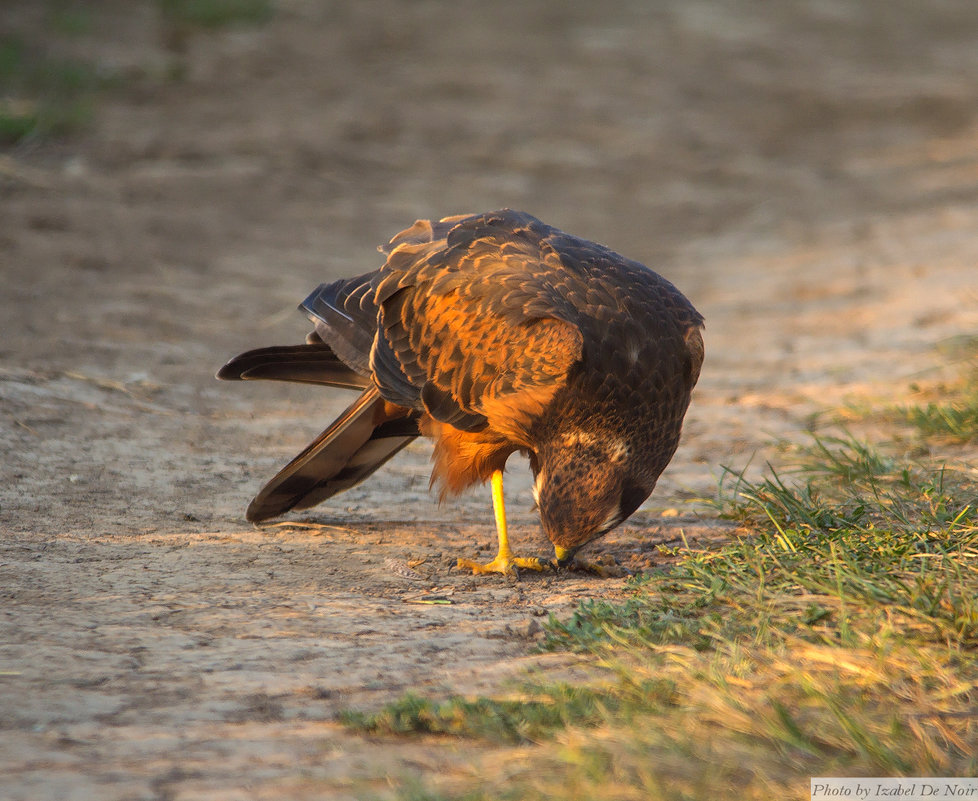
[2,1,978,798]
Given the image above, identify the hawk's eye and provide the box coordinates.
[619,482,648,520]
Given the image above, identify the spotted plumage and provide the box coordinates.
[218,209,704,574]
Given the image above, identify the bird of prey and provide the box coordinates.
[218,210,704,575]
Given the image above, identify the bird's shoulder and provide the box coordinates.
[376,209,701,335]
[368,211,586,434]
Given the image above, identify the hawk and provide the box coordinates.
[218,210,704,575]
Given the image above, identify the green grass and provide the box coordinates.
[157,0,273,29]
[342,352,978,800]
[341,682,674,745]
[897,399,978,443]
[45,3,94,37]
[0,1,275,146]
[895,335,978,443]
[0,35,103,144]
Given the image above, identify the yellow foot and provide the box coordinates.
[456,553,550,576]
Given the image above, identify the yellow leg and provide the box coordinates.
[456,470,548,576]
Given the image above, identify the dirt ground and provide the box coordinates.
[2,1,978,798]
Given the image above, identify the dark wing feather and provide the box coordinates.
[216,344,369,389]
[245,386,419,522]
[300,272,378,376]
[541,223,705,392]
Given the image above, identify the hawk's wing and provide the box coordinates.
[368,211,584,440]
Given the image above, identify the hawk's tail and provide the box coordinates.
[216,342,369,390]
[217,344,419,522]
[243,386,419,523]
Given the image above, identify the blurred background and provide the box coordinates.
[7,2,978,245]
[4,0,977,285]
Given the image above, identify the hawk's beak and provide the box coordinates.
[552,543,582,570]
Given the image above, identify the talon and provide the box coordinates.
[457,554,548,576]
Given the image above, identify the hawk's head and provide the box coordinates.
[532,430,654,566]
